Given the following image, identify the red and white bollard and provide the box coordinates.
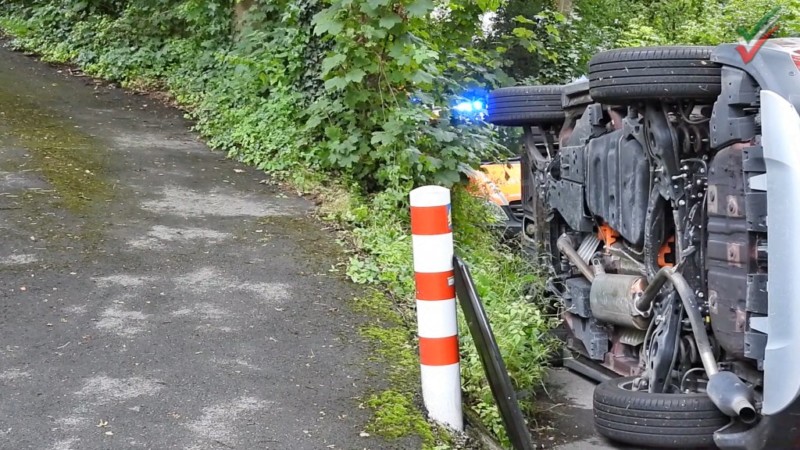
[410,186,463,431]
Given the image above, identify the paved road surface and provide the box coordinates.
[538,369,627,450]
[0,45,412,449]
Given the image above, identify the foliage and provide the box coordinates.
[450,190,557,439]
[506,0,800,84]
[306,0,507,192]
[0,0,554,445]
[489,0,551,80]
[615,0,800,47]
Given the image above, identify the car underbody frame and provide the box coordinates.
[487,38,800,449]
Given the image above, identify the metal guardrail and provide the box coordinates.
[453,255,535,450]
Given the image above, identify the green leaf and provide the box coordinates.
[513,15,536,25]
[72,1,88,12]
[312,8,344,36]
[371,131,394,146]
[367,0,391,9]
[321,53,347,76]
[324,76,348,91]
[433,169,460,186]
[379,13,403,29]
[344,68,367,83]
[512,27,535,39]
[476,0,502,12]
[429,128,457,143]
[406,0,434,18]
[409,69,434,84]
[362,0,391,15]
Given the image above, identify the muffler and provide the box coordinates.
[589,273,650,330]
[707,371,758,424]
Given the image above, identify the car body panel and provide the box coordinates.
[712,40,800,111]
[759,89,800,415]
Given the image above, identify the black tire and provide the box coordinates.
[588,47,721,104]
[593,377,729,449]
[487,85,565,127]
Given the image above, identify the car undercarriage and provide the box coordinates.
[487,40,800,449]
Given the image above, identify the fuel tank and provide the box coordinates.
[585,130,650,246]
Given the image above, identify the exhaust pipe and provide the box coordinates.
[707,371,758,424]
[638,268,757,423]
[557,234,595,282]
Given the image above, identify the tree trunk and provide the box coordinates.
[233,0,255,34]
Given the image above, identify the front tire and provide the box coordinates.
[593,377,729,448]
[588,47,721,104]
[486,85,565,126]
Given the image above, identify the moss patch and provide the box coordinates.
[354,292,452,449]
[366,390,435,443]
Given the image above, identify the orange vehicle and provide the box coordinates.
[466,158,523,237]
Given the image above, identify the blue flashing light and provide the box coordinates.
[454,101,475,112]
[453,96,487,119]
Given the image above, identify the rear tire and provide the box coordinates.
[593,376,729,449]
[588,47,721,104]
[487,85,565,126]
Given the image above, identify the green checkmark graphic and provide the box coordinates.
[737,6,781,41]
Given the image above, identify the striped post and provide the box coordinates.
[410,186,463,431]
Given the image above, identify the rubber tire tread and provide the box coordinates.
[588,46,721,103]
[562,80,592,108]
[591,75,721,85]
[589,67,720,78]
[487,85,565,126]
[595,417,724,436]
[489,99,563,108]
[590,59,720,72]
[595,407,729,428]
[488,85,562,98]
[593,376,729,449]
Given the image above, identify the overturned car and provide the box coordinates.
[487,40,800,449]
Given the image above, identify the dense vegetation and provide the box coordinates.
[1,0,797,446]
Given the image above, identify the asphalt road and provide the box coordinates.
[0,45,411,449]
[537,369,627,450]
